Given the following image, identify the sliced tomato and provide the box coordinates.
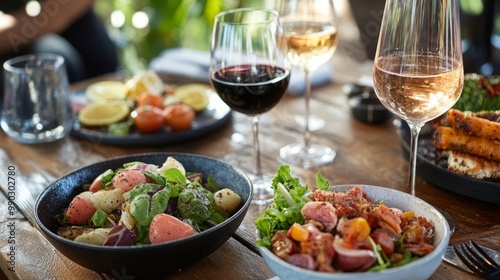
[162,103,195,131]
[132,105,165,133]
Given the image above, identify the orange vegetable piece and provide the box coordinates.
[289,223,310,242]
[350,217,371,240]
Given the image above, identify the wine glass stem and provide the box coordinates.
[408,123,424,196]
[250,115,263,178]
[304,70,312,147]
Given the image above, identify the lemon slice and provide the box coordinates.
[125,70,164,101]
[174,84,211,111]
[86,81,127,102]
[78,101,130,126]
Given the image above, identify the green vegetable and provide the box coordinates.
[164,168,189,197]
[453,74,500,112]
[177,182,223,224]
[129,183,171,227]
[143,170,166,185]
[255,165,316,247]
[367,236,391,271]
[108,122,131,136]
[164,168,188,185]
[100,169,115,189]
[91,209,108,227]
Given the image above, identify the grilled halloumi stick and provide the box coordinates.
[447,151,500,180]
[444,109,500,141]
[433,126,500,162]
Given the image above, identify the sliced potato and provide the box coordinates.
[214,188,241,213]
[74,228,112,245]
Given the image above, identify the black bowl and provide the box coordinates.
[348,93,392,124]
[34,152,252,278]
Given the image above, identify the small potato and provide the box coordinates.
[214,188,241,213]
[90,188,125,213]
[157,156,186,175]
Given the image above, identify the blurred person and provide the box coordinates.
[0,0,119,100]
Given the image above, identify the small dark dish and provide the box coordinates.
[348,92,392,124]
[71,89,232,146]
[399,122,500,204]
[34,153,252,277]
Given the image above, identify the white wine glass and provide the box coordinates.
[278,0,339,168]
[373,0,464,195]
[210,8,290,204]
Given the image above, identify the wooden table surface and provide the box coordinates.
[1,4,499,278]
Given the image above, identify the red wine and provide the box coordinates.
[210,64,290,115]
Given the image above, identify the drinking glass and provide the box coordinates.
[1,54,73,144]
[278,0,339,168]
[210,8,290,204]
[373,0,464,195]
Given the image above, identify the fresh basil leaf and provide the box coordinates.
[207,177,217,193]
[143,170,166,185]
[164,168,188,186]
[129,183,171,226]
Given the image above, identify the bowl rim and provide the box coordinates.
[34,152,253,251]
[257,184,451,277]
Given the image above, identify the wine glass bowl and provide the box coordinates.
[278,0,339,168]
[373,0,464,195]
[210,8,290,204]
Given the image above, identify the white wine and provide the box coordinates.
[284,21,338,71]
[373,54,463,122]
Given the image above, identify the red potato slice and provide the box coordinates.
[112,169,148,191]
[66,191,97,225]
[149,213,195,244]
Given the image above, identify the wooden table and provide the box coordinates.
[1,3,500,276]
[1,51,499,280]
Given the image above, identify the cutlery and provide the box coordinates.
[443,241,500,278]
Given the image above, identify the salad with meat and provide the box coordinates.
[56,156,241,246]
[255,166,435,272]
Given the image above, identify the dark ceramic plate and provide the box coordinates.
[399,122,500,204]
[70,89,232,146]
[34,153,252,277]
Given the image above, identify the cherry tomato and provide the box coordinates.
[137,92,164,108]
[132,105,164,133]
[162,103,195,131]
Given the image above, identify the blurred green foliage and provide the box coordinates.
[94,0,269,73]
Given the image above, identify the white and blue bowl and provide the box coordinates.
[258,184,450,280]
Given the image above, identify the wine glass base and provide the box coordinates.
[247,173,274,205]
[294,114,326,131]
[279,142,336,168]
